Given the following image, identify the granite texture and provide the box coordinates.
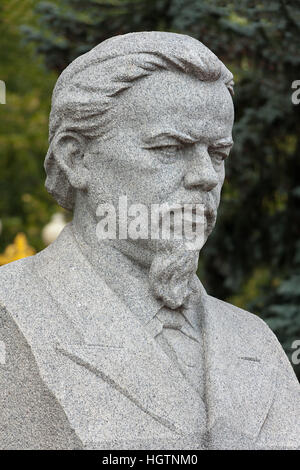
[0,32,299,449]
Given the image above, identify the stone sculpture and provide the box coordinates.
[0,32,299,450]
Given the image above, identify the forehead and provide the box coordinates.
[115,70,234,142]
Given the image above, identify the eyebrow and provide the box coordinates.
[142,131,199,146]
[142,131,233,148]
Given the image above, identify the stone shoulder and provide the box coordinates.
[0,255,35,292]
[0,255,42,339]
[206,294,286,358]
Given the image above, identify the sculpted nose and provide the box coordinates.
[184,147,219,192]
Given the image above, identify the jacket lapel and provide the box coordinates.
[32,225,206,437]
[0,223,278,447]
[203,294,277,448]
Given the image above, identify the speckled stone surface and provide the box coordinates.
[0,32,299,449]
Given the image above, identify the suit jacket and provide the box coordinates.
[0,225,299,449]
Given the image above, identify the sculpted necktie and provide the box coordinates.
[147,305,205,397]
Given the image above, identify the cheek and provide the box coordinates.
[218,163,225,184]
[211,169,225,207]
[215,185,223,204]
[151,163,186,200]
[86,141,186,204]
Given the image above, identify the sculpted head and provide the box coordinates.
[45,31,234,308]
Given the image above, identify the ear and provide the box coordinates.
[51,132,90,191]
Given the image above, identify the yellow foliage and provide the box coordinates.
[0,233,35,265]
[228,267,270,311]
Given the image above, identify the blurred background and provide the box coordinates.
[0,0,300,378]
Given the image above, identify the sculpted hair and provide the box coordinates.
[45,31,234,210]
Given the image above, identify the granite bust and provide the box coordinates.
[0,32,299,450]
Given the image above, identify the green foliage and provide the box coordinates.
[3,0,300,376]
[20,0,176,73]
[0,0,62,252]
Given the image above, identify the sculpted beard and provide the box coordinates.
[148,243,200,309]
[148,199,218,310]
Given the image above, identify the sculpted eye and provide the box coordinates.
[147,144,184,163]
[153,145,183,153]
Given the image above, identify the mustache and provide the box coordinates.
[157,197,217,223]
